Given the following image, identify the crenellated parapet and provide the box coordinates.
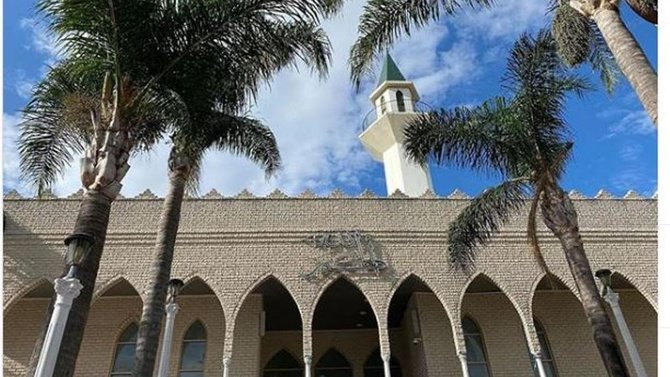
[3,187,658,200]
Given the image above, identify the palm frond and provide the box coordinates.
[503,30,589,170]
[587,23,620,94]
[349,0,492,89]
[173,112,281,190]
[404,97,526,177]
[448,178,530,271]
[18,60,100,193]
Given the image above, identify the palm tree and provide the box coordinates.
[132,15,333,372]
[349,0,656,125]
[19,1,337,375]
[402,30,630,376]
[551,0,657,124]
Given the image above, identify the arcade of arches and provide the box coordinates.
[3,272,656,377]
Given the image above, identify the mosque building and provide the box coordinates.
[3,56,657,377]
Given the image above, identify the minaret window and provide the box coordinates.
[396,91,405,112]
[380,97,387,115]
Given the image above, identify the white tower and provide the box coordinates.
[359,54,433,197]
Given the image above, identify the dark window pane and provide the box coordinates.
[468,363,490,377]
[462,317,479,335]
[465,335,486,362]
[316,349,350,368]
[314,370,353,377]
[111,344,135,373]
[118,324,138,343]
[180,341,206,370]
[264,372,302,377]
[265,350,301,369]
[543,361,557,377]
[178,372,204,377]
[184,321,206,340]
[396,91,405,112]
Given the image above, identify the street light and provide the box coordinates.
[34,232,94,377]
[157,278,184,377]
[595,269,648,377]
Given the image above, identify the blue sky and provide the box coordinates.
[3,0,658,198]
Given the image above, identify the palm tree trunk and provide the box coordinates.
[593,5,657,125]
[133,165,187,376]
[25,190,113,377]
[541,186,629,377]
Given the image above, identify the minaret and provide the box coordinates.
[359,54,434,197]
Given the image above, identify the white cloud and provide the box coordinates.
[14,69,35,99]
[3,113,32,195]
[20,18,62,63]
[7,0,552,198]
[606,110,656,137]
[619,143,643,162]
[610,168,654,192]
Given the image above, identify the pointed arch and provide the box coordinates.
[364,347,401,377]
[461,273,530,375]
[311,275,381,329]
[4,277,53,312]
[233,272,303,325]
[312,276,379,330]
[92,276,141,303]
[263,349,303,376]
[178,320,208,376]
[315,348,352,376]
[459,272,527,322]
[610,270,657,311]
[461,315,492,377]
[109,322,139,376]
[531,317,559,377]
[386,272,454,325]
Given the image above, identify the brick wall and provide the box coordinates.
[3,197,657,376]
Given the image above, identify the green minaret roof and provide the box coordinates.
[377,54,406,86]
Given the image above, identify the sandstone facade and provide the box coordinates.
[3,192,657,376]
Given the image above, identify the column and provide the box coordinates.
[604,288,648,377]
[304,355,312,377]
[222,356,231,377]
[156,302,180,377]
[532,352,548,377]
[458,350,470,377]
[34,277,84,377]
[382,353,391,377]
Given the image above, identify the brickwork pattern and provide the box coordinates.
[3,197,657,376]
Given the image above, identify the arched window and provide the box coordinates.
[363,348,402,377]
[462,316,491,377]
[264,349,303,377]
[533,318,558,377]
[395,91,405,112]
[380,96,387,114]
[179,321,207,377]
[315,348,352,377]
[110,323,138,376]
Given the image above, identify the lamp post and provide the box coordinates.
[34,233,94,377]
[156,278,185,377]
[595,269,648,377]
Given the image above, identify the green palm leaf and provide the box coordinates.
[448,179,530,271]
